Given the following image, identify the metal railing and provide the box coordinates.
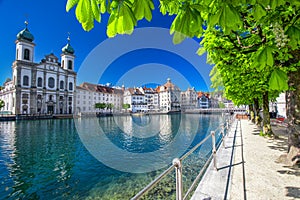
[131,115,235,200]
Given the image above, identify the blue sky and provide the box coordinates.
[0,0,213,91]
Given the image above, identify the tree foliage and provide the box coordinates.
[0,100,5,110]
[122,103,130,110]
[68,0,300,151]
[95,102,107,110]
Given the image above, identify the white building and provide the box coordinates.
[181,87,198,110]
[123,88,147,112]
[0,22,76,115]
[76,82,123,115]
[157,78,181,111]
[269,92,286,118]
[197,92,211,108]
[140,86,159,111]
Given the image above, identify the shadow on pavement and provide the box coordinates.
[285,186,300,198]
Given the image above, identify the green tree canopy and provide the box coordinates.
[0,100,5,110]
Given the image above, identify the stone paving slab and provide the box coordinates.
[191,120,239,200]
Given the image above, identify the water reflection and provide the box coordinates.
[0,114,224,199]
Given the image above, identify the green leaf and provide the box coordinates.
[99,0,107,13]
[134,0,154,21]
[66,0,79,12]
[91,0,101,22]
[286,25,300,49]
[254,46,274,69]
[269,69,288,91]
[197,47,206,56]
[270,0,285,10]
[208,4,242,34]
[257,0,270,8]
[75,0,94,31]
[107,12,117,37]
[253,4,267,21]
[107,1,137,37]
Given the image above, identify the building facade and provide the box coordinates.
[140,86,160,111]
[123,88,147,112]
[157,78,181,111]
[181,87,198,110]
[197,92,211,108]
[0,23,76,115]
[76,82,124,114]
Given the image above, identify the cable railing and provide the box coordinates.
[131,114,236,200]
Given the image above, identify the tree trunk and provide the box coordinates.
[285,70,300,166]
[253,98,261,126]
[262,91,272,135]
[249,104,255,123]
[275,50,300,166]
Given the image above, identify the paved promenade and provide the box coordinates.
[192,119,300,200]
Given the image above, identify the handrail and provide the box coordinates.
[131,164,176,199]
[131,114,236,200]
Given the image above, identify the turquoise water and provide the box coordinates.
[0,114,224,199]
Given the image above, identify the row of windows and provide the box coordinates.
[133,96,143,100]
[23,76,73,90]
[22,93,73,101]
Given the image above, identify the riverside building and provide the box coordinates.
[0,22,76,115]
[76,82,124,115]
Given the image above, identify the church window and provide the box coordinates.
[69,82,73,91]
[23,75,29,86]
[37,77,43,87]
[68,60,73,70]
[48,77,55,88]
[62,60,64,68]
[24,49,30,60]
[60,80,64,89]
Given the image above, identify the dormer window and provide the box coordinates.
[24,49,30,60]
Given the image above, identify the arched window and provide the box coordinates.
[49,95,53,101]
[62,60,65,68]
[23,75,29,86]
[68,60,73,70]
[60,80,64,89]
[37,77,43,87]
[48,77,55,88]
[24,49,30,60]
[69,82,73,91]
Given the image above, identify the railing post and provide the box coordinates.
[172,158,183,200]
[211,131,217,170]
[226,119,229,130]
[221,125,225,147]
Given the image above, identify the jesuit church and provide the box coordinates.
[0,22,77,115]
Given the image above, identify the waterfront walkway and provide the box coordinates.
[192,119,300,200]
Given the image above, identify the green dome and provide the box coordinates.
[62,43,75,54]
[17,27,34,42]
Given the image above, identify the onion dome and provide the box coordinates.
[17,21,34,42]
[62,35,75,54]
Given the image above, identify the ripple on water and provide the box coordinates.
[0,114,225,199]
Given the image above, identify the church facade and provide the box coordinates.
[0,23,76,115]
